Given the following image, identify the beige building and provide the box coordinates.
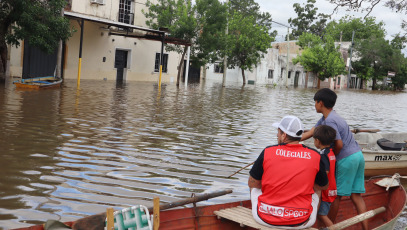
[9,0,187,83]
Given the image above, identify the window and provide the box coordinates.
[337,77,341,84]
[214,63,223,73]
[268,69,273,79]
[119,0,134,24]
[154,53,168,72]
[280,68,284,78]
[288,71,292,79]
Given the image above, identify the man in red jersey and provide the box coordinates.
[249,115,328,229]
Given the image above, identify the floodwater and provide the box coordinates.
[0,79,406,229]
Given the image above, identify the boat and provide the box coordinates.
[354,132,407,177]
[13,76,62,89]
[303,132,407,177]
[11,176,406,230]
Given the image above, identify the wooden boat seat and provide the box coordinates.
[214,206,317,230]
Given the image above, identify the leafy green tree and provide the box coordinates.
[193,0,227,66]
[225,11,274,85]
[293,33,346,88]
[391,62,407,90]
[329,0,407,41]
[144,0,197,87]
[352,36,394,90]
[0,0,72,82]
[288,0,330,39]
[229,0,273,32]
[324,16,386,42]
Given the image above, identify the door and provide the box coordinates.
[115,50,128,82]
[22,41,58,79]
[294,71,300,87]
[182,60,201,84]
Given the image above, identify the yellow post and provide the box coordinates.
[153,197,160,230]
[77,18,84,89]
[77,58,82,88]
[158,65,163,90]
[106,207,115,230]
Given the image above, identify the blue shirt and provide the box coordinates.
[315,110,361,161]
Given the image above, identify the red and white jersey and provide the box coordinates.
[256,144,321,226]
[322,148,337,203]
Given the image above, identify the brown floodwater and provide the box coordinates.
[0,79,406,229]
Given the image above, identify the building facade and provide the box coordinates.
[205,41,352,89]
[9,0,185,83]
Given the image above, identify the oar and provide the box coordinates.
[228,161,255,178]
[351,128,381,134]
[324,206,386,230]
[304,128,380,133]
[146,189,233,212]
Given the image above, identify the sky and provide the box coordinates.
[255,0,406,42]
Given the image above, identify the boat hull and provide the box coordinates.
[355,133,407,177]
[13,76,62,90]
[12,178,405,230]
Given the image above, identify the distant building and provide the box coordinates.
[205,41,354,89]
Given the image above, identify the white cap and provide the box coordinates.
[272,115,304,138]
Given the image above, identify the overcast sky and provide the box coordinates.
[255,0,406,42]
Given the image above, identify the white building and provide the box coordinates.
[205,41,353,89]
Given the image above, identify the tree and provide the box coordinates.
[293,33,346,88]
[225,11,274,85]
[145,0,228,87]
[192,0,227,66]
[229,0,273,30]
[329,0,407,40]
[144,0,197,87]
[288,0,330,39]
[0,0,72,82]
[391,61,407,90]
[223,0,275,85]
[352,36,394,90]
[324,16,386,42]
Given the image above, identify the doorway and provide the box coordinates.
[22,41,58,79]
[182,60,201,84]
[294,71,300,87]
[115,50,129,82]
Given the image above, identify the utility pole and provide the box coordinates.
[347,30,355,89]
[285,27,289,87]
[271,20,292,88]
[222,0,228,87]
[56,8,64,79]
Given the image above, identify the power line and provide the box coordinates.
[271,20,292,29]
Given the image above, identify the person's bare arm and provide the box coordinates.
[301,127,315,141]
[333,139,343,156]
[314,181,329,191]
[248,175,262,191]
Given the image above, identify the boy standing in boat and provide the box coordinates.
[301,88,368,230]
[313,125,337,228]
[249,115,328,229]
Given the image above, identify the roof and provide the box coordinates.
[64,11,164,35]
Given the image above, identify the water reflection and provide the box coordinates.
[0,79,406,229]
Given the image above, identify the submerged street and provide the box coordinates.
[0,79,406,229]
